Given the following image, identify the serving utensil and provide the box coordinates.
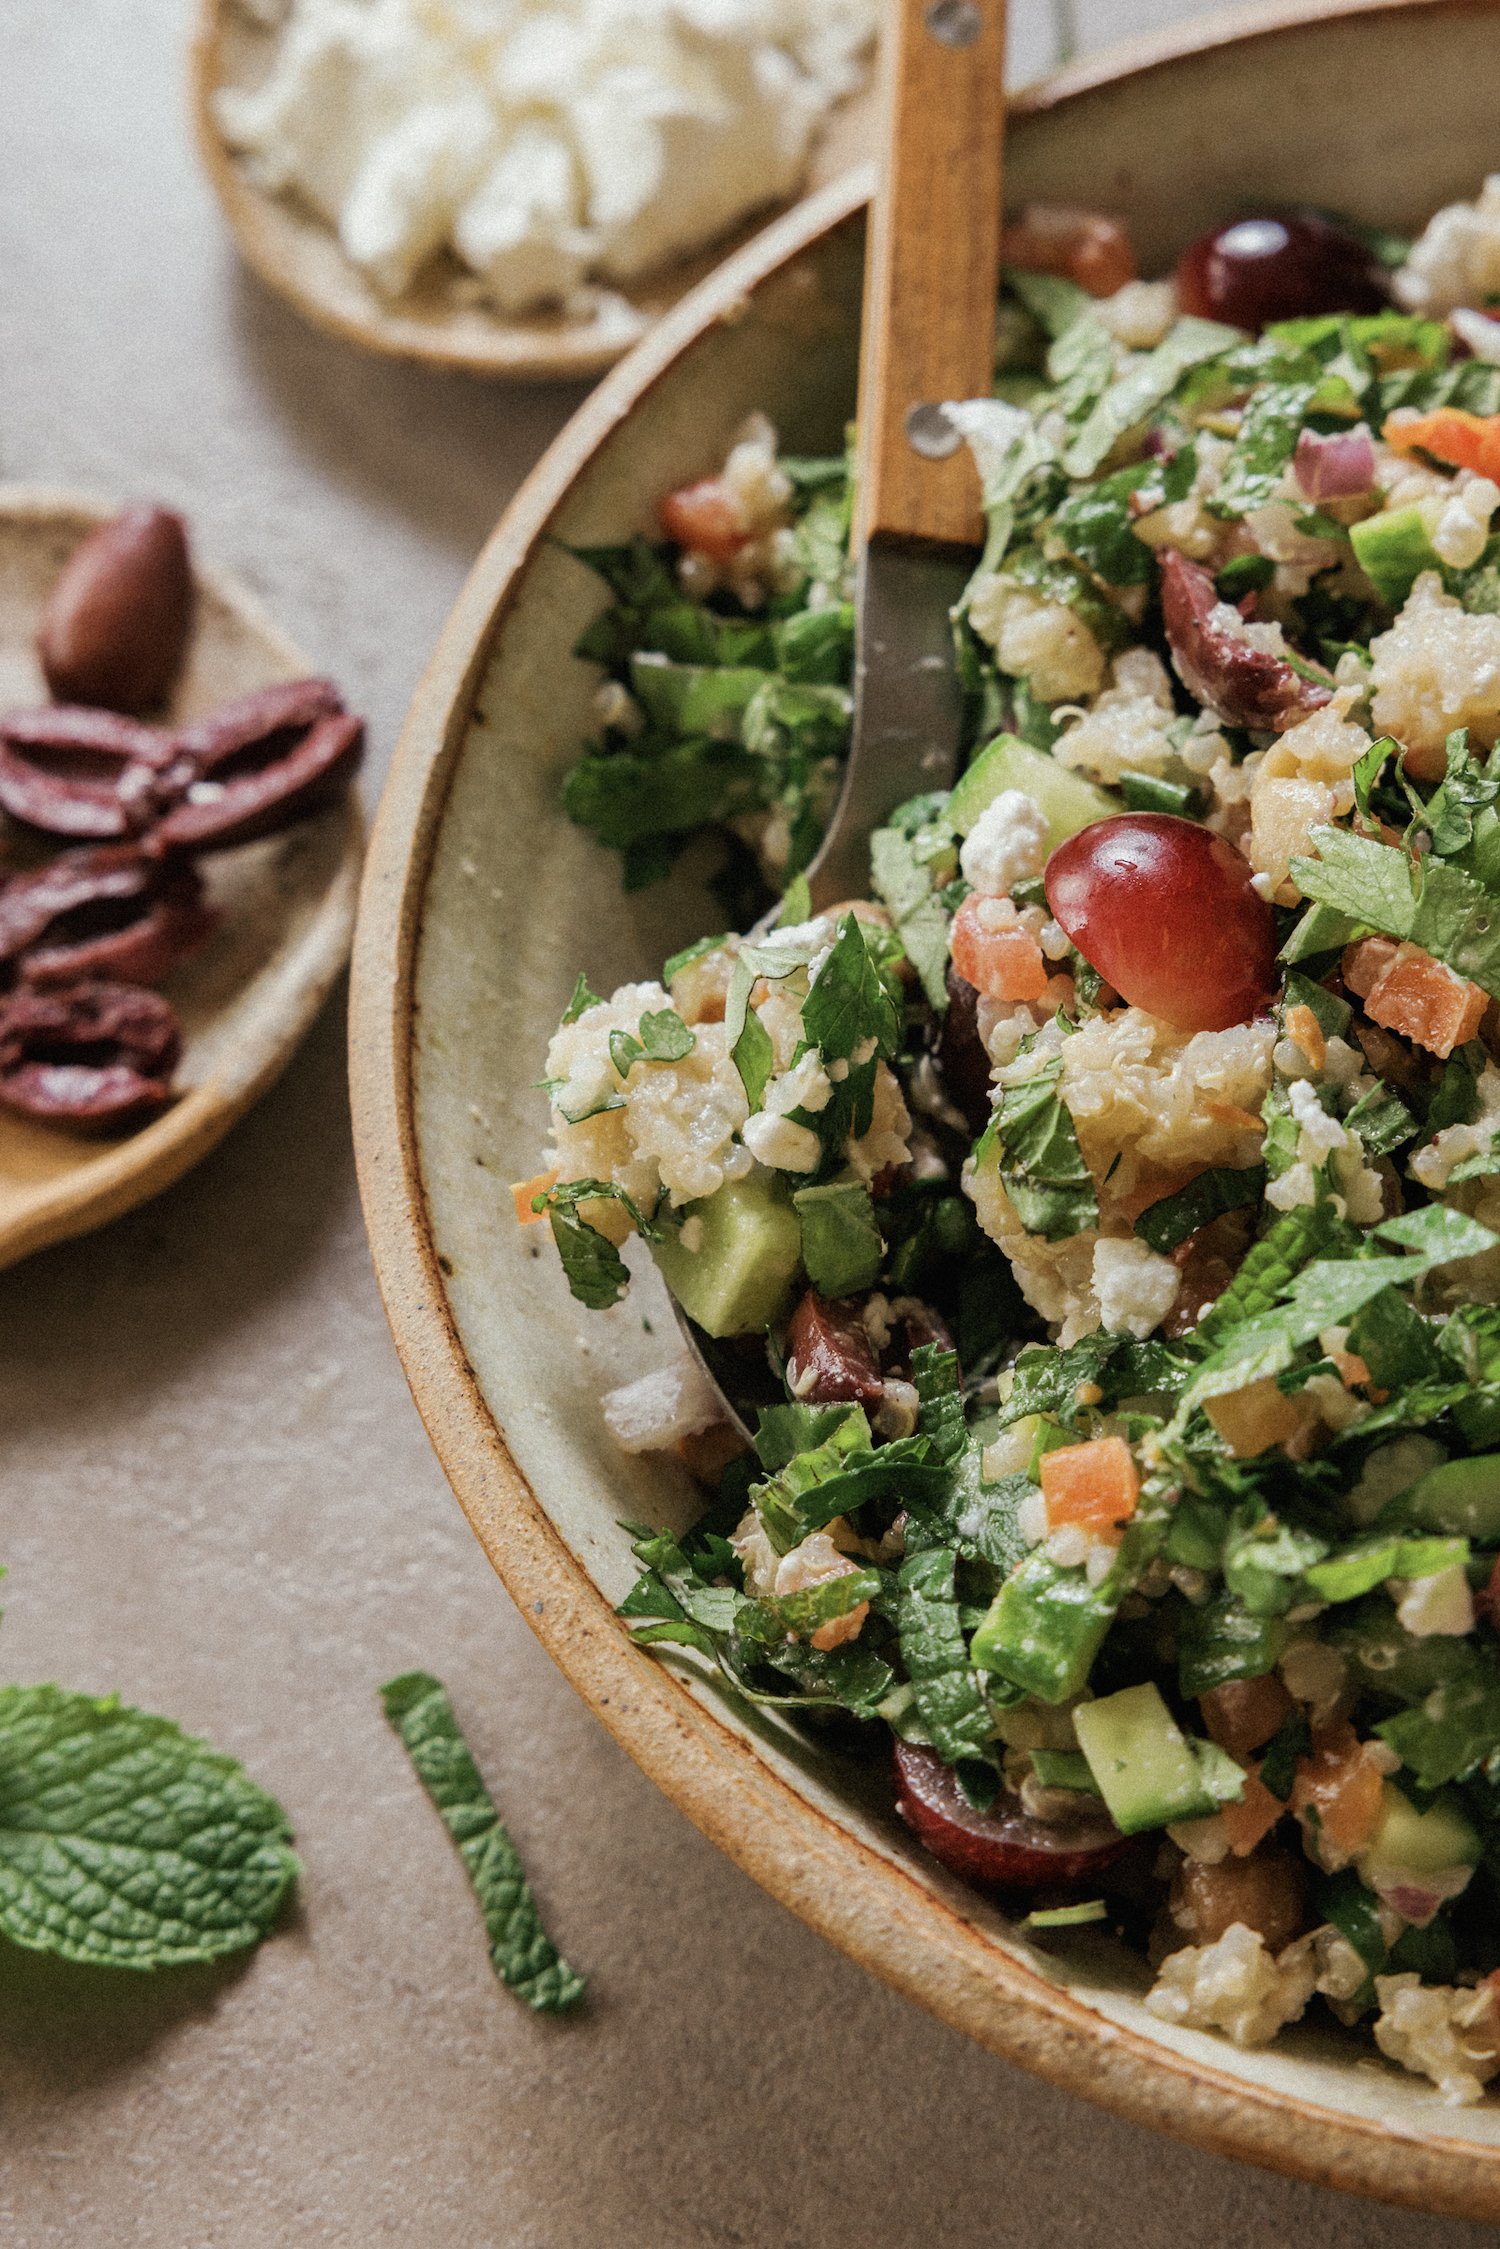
[807,0,1006,907]
[0,489,361,1269]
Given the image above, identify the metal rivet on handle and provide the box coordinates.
[905,401,962,459]
[924,0,982,49]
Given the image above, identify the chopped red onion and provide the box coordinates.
[1294,424,1375,501]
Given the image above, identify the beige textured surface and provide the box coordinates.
[0,2,1495,2243]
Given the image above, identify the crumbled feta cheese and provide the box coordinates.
[602,1354,725,1452]
[958,788,1050,897]
[1091,1236,1181,1339]
[1432,474,1500,571]
[742,1109,821,1172]
[1395,1563,1476,1638]
[1264,1078,1384,1227]
[217,0,878,311]
[1394,175,1500,315]
[1373,1974,1500,2105]
[1146,1924,1317,2047]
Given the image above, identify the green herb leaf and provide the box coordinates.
[1305,1532,1468,1605]
[1289,825,1500,1000]
[636,1008,695,1062]
[897,1547,996,1764]
[381,1673,584,2013]
[737,1567,884,1651]
[1062,317,1242,478]
[1135,1165,1266,1254]
[802,913,901,1064]
[1207,380,1320,520]
[0,1686,297,1969]
[793,1179,883,1298]
[975,1043,1098,1243]
[561,973,601,1025]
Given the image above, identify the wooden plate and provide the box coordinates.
[351,0,1500,2216]
[189,0,878,382]
[0,489,361,1268]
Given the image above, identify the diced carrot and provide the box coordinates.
[1383,406,1500,481]
[1362,940,1488,1059]
[1331,1348,1373,1391]
[657,477,748,562]
[1111,1167,1200,1225]
[511,1168,559,1225]
[1204,1099,1265,1134]
[1040,1435,1139,1542]
[1283,1002,1325,1071]
[1002,204,1137,297]
[1203,1376,1314,1459]
[1291,1726,1385,1860]
[950,893,1050,1003]
[1200,1674,1293,1758]
[1219,1766,1287,1858]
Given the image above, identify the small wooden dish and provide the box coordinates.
[353,0,1500,2215]
[189,0,878,382]
[0,489,361,1269]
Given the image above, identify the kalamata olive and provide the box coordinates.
[784,1290,884,1406]
[894,1741,1128,1891]
[1175,210,1388,332]
[37,505,194,714]
[1159,549,1329,733]
[934,960,994,1137]
[1045,814,1276,1033]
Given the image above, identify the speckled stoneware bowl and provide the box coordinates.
[352,1,1500,2214]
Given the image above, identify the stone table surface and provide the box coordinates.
[0,3,1492,2244]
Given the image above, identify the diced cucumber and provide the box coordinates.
[1356,1783,1480,1886]
[1029,1749,1101,1796]
[1072,1682,1229,1835]
[793,1179,883,1299]
[653,1173,802,1337]
[1393,1454,1500,1541]
[1279,900,1365,965]
[970,1551,1116,1703]
[1349,504,1441,607]
[948,734,1118,851]
[628,655,767,739]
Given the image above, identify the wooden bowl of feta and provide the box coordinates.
[190,0,879,380]
[351,0,1500,2215]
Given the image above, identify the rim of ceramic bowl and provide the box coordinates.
[351,0,1500,2213]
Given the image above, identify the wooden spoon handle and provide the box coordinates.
[855,0,1008,553]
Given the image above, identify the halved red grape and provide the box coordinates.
[1175,210,1388,331]
[1044,814,1276,1034]
[894,1741,1127,1891]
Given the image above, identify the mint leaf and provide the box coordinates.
[1207,380,1319,520]
[636,1008,695,1062]
[532,1178,656,1311]
[738,1567,883,1651]
[897,1547,995,1764]
[1289,826,1500,999]
[0,1685,297,1969]
[793,1179,883,1298]
[1135,1164,1266,1254]
[802,914,900,1063]
[975,1044,1098,1242]
[1051,445,1198,588]
[380,1673,584,2014]
[1062,316,1241,478]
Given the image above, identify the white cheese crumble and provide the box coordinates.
[602,1353,725,1451]
[1395,1563,1476,1639]
[217,0,878,312]
[1394,175,1500,316]
[958,788,1049,898]
[1091,1236,1181,1340]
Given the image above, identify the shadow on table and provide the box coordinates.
[0,1936,253,2091]
[0,979,354,1438]
[227,264,595,561]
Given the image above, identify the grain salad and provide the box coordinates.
[513,184,1500,2099]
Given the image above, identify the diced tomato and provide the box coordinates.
[511,1168,558,1225]
[1291,1726,1385,1860]
[1383,406,1500,481]
[1219,1766,1287,1858]
[1040,1435,1139,1542]
[657,477,749,562]
[1360,939,1488,1059]
[1200,1674,1293,1758]
[1342,936,1398,1000]
[949,893,1049,1003]
[1002,204,1137,297]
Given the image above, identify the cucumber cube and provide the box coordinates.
[653,1174,802,1337]
[948,734,1118,852]
[1073,1682,1224,1835]
[1349,505,1441,608]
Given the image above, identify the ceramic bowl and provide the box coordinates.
[189,0,876,382]
[351,1,1500,2213]
[0,489,361,1268]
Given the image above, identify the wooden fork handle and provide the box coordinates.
[855,0,1007,553]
